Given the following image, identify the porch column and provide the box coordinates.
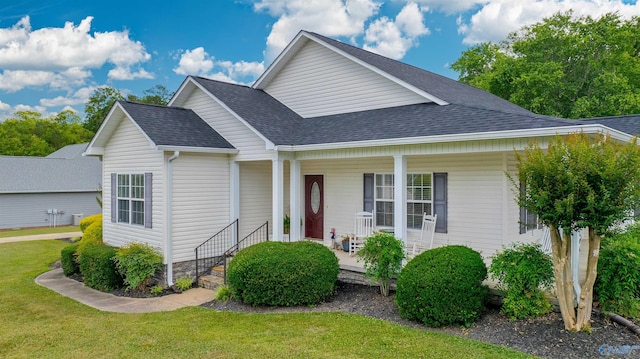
[394,155,407,244]
[289,159,301,241]
[272,157,285,241]
[229,161,240,223]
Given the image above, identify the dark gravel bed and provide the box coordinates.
[201,281,640,359]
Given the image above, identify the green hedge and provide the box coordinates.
[61,244,80,276]
[78,244,122,291]
[77,220,103,261]
[227,241,339,306]
[113,242,163,291]
[79,213,102,233]
[596,234,640,319]
[395,245,488,327]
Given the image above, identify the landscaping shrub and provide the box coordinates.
[79,213,102,233]
[227,241,339,306]
[489,242,554,320]
[395,245,488,327]
[77,244,122,291]
[175,277,193,292]
[357,231,404,296]
[76,220,103,261]
[113,242,163,291]
[596,234,640,320]
[60,244,80,276]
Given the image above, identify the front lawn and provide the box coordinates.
[0,240,534,359]
[0,226,80,238]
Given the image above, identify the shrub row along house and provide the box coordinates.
[0,143,101,229]
[85,31,640,285]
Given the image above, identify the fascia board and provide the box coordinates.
[275,124,633,152]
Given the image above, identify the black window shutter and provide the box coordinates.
[363,173,374,212]
[433,173,447,233]
[144,173,153,228]
[110,173,117,223]
[519,182,526,234]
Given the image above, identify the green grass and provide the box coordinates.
[0,241,535,359]
[0,226,80,238]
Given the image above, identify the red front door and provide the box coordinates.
[305,175,324,239]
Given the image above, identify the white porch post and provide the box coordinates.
[272,157,285,241]
[289,159,301,241]
[394,155,407,244]
[229,161,240,223]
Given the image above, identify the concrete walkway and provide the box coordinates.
[36,268,216,313]
[0,231,82,243]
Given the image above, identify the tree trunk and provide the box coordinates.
[549,224,577,330]
[575,227,601,331]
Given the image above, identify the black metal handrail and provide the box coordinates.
[195,219,238,280]
[222,221,269,283]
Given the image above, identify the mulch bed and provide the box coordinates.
[201,281,640,359]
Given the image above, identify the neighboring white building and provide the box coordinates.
[0,143,102,229]
[85,31,638,284]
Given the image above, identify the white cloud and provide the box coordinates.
[173,47,214,76]
[457,0,640,44]
[255,0,382,61]
[173,47,264,84]
[363,2,429,59]
[410,0,486,14]
[0,100,10,111]
[0,15,152,92]
[39,86,97,107]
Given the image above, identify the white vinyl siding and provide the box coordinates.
[102,116,164,251]
[264,40,428,118]
[239,161,273,239]
[302,152,509,259]
[171,153,231,262]
[182,88,273,161]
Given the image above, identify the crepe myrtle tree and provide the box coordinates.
[511,132,640,331]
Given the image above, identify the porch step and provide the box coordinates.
[198,274,225,290]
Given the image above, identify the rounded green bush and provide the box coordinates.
[77,220,103,261]
[61,244,80,276]
[78,244,123,291]
[79,213,102,233]
[596,236,640,319]
[396,245,488,327]
[227,241,339,306]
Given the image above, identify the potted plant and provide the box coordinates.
[341,235,351,252]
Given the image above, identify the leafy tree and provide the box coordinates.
[84,85,173,133]
[512,132,640,331]
[83,87,125,133]
[0,110,93,156]
[452,12,640,118]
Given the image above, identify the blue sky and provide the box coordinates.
[0,0,638,121]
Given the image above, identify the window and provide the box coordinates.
[519,182,541,234]
[375,174,394,227]
[117,174,145,226]
[407,174,432,229]
[373,173,433,229]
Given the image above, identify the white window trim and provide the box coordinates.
[373,172,433,230]
[117,173,145,226]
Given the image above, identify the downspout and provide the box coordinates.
[166,151,180,286]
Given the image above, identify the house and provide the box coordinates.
[85,31,636,285]
[0,143,102,229]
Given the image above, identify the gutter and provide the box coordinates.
[166,151,180,286]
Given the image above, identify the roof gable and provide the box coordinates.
[86,101,236,155]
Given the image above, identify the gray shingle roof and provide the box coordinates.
[0,143,101,193]
[191,77,302,145]
[307,32,534,116]
[119,101,235,149]
[293,103,576,145]
[46,143,88,159]
[579,115,640,136]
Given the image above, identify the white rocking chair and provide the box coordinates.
[411,213,437,258]
[350,211,373,256]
